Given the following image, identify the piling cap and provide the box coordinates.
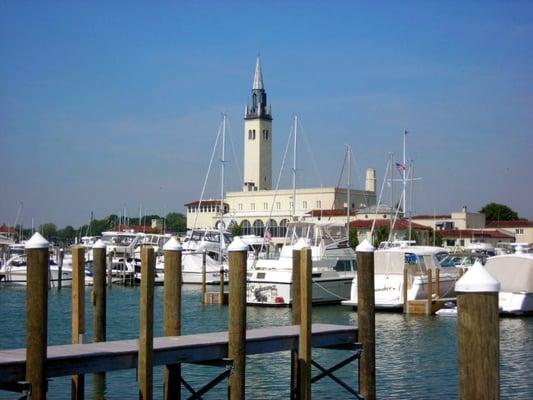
[163,237,182,251]
[92,239,106,249]
[293,238,310,250]
[25,232,49,249]
[356,238,375,253]
[455,260,500,293]
[228,236,249,252]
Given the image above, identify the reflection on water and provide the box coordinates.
[0,286,531,399]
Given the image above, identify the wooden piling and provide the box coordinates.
[219,262,225,305]
[456,262,500,400]
[139,246,155,400]
[435,268,440,299]
[71,246,86,400]
[25,233,49,400]
[227,239,248,400]
[356,240,376,400]
[92,241,107,398]
[290,248,301,399]
[57,248,63,290]
[427,268,433,315]
[163,239,182,400]
[299,247,312,400]
[201,250,207,302]
[107,253,113,288]
[403,266,409,314]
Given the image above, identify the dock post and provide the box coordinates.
[299,246,312,400]
[25,233,49,400]
[139,246,155,400]
[456,261,500,400]
[427,268,433,315]
[107,252,113,288]
[57,247,63,290]
[356,239,376,400]
[71,246,86,400]
[202,250,207,303]
[403,266,408,314]
[163,238,182,400]
[290,248,302,399]
[92,240,107,398]
[435,268,440,299]
[227,237,248,400]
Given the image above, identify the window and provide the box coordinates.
[263,129,269,140]
[248,130,253,140]
[238,203,243,211]
[253,129,256,140]
[276,202,281,210]
[289,201,293,209]
[263,202,268,210]
[302,201,307,209]
[316,200,322,208]
[250,203,255,211]
[516,228,524,234]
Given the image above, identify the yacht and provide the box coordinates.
[342,243,457,309]
[246,221,356,306]
[0,253,73,287]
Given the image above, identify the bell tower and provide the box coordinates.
[243,55,272,191]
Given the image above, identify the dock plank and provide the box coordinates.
[0,324,357,385]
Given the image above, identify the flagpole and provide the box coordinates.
[402,129,407,218]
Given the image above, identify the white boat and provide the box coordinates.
[342,243,457,309]
[100,231,144,256]
[0,254,74,287]
[246,220,356,306]
[484,253,533,315]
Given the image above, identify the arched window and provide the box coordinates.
[266,219,278,237]
[253,220,265,238]
[248,130,253,140]
[252,129,256,140]
[279,219,289,238]
[240,220,252,235]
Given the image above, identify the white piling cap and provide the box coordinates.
[455,260,500,293]
[228,236,249,252]
[92,239,106,249]
[293,238,310,250]
[356,238,375,253]
[25,232,49,249]
[163,237,182,251]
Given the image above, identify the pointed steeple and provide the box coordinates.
[253,54,264,90]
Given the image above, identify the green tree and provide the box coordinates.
[57,225,76,244]
[349,228,359,249]
[479,203,520,221]
[373,227,389,247]
[165,212,186,233]
[434,231,444,247]
[40,223,58,242]
[232,223,242,237]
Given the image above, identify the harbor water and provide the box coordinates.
[0,286,531,399]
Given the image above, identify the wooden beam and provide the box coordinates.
[71,246,85,400]
[139,246,155,400]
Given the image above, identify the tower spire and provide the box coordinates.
[253,54,264,90]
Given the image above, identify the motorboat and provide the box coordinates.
[246,221,356,306]
[0,253,75,287]
[484,252,533,315]
[342,243,457,309]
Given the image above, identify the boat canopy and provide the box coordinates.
[485,255,533,293]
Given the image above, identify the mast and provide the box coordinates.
[347,145,351,243]
[219,113,227,261]
[389,152,394,233]
[292,115,298,220]
[402,129,408,217]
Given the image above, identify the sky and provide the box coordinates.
[1,1,532,229]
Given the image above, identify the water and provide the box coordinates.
[0,286,532,399]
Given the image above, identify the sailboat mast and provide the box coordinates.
[347,145,351,243]
[402,129,407,218]
[220,114,227,260]
[292,115,298,220]
[389,152,394,233]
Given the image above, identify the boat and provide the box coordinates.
[484,252,533,315]
[0,252,74,287]
[246,220,356,306]
[342,243,458,309]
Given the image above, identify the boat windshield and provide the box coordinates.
[101,234,137,246]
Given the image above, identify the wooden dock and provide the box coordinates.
[0,323,357,386]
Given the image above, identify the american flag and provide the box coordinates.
[395,162,409,172]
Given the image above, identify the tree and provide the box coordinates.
[479,203,519,221]
[165,212,186,233]
[232,223,242,237]
[57,225,76,245]
[434,231,444,247]
[40,223,58,242]
[349,228,359,249]
[373,227,389,248]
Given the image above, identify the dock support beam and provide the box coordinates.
[356,239,376,400]
[227,238,248,400]
[139,246,155,400]
[201,250,207,303]
[92,240,107,398]
[163,239,182,400]
[25,233,50,400]
[71,246,86,400]
[299,247,312,400]
[427,268,433,315]
[456,261,500,400]
[290,248,301,399]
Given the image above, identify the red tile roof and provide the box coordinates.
[0,224,16,234]
[108,225,157,233]
[438,229,514,239]
[485,220,533,228]
[411,214,452,220]
[349,219,432,231]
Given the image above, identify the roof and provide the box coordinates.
[485,220,533,228]
[253,54,264,90]
[438,229,515,239]
[349,219,432,231]
[108,225,156,233]
[184,200,228,207]
[0,224,16,234]
[411,214,452,220]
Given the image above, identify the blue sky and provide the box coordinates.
[1,1,532,228]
